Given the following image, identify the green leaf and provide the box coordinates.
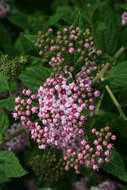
[0,24,12,54]
[121,28,127,47]
[48,6,72,26]
[24,35,37,45]
[106,61,127,87]
[0,72,9,92]
[103,149,127,182]
[94,111,127,138]
[95,21,107,32]
[9,10,28,29]
[0,171,9,183]
[0,112,9,136]
[72,0,85,8]
[0,97,15,111]
[0,151,27,183]
[14,33,36,54]
[119,4,127,11]
[93,3,121,55]
[8,81,18,93]
[19,63,52,90]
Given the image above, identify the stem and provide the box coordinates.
[0,126,28,146]
[93,63,110,84]
[113,46,125,60]
[93,46,127,120]
[105,85,127,120]
[93,46,126,84]
[95,91,105,115]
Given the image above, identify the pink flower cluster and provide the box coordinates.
[12,68,116,173]
[13,89,38,126]
[12,25,116,174]
[122,12,127,26]
[35,26,102,75]
[36,66,100,149]
[64,126,116,173]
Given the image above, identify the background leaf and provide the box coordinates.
[92,3,121,55]
[0,25,12,54]
[106,61,127,88]
[0,73,9,92]
[103,149,127,182]
[9,10,28,29]
[0,151,27,183]
[0,97,15,111]
[19,63,52,90]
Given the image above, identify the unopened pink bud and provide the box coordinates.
[27,99,32,105]
[105,150,110,156]
[26,89,31,96]
[94,90,100,97]
[68,47,74,54]
[92,128,96,134]
[65,165,69,171]
[89,105,95,111]
[111,135,116,141]
[78,153,83,160]
[94,140,99,145]
[84,43,89,49]
[93,164,98,171]
[107,143,112,149]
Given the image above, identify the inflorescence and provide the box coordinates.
[28,149,65,183]
[12,25,116,173]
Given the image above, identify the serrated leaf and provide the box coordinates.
[106,61,127,87]
[48,6,72,26]
[93,3,121,55]
[0,112,9,136]
[0,151,27,182]
[0,72,9,92]
[0,97,15,111]
[24,35,37,45]
[19,63,52,90]
[103,149,127,182]
[14,33,36,54]
[9,10,28,29]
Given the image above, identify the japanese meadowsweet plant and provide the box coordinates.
[13,26,116,173]
[1,0,127,189]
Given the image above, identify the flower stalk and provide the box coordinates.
[93,46,127,120]
[105,85,127,120]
